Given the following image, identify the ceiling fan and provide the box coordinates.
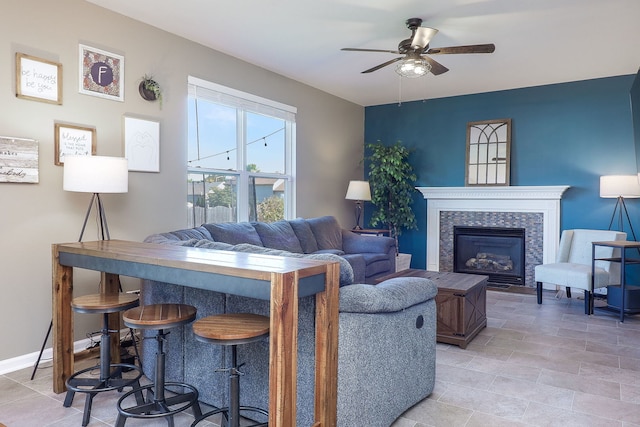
[341,18,495,77]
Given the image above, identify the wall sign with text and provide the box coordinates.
[79,44,124,102]
[16,53,62,105]
[0,136,39,183]
[54,123,96,166]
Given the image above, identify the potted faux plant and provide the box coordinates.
[366,140,418,271]
[139,75,162,108]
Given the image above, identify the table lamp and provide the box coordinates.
[63,155,128,241]
[345,180,371,230]
[600,174,640,241]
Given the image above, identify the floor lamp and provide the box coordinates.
[600,175,640,242]
[345,180,371,230]
[31,156,128,380]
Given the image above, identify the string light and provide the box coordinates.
[189,127,284,164]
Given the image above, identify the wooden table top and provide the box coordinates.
[376,269,488,292]
[56,239,333,280]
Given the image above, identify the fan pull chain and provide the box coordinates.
[397,75,402,107]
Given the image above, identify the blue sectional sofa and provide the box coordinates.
[140,216,437,426]
[144,215,396,284]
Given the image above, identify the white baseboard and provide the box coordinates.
[0,329,133,376]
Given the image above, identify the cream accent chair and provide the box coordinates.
[535,229,626,314]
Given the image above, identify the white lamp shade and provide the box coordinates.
[345,180,371,201]
[599,175,640,198]
[64,155,128,193]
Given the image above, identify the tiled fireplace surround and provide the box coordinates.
[417,186,570,288]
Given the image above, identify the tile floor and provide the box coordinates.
[2,289,640,426]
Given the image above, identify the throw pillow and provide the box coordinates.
[252,220,304,253]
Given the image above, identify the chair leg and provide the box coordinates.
[536,282,542,304]
[566,287,572,299]
[584,290,593,315]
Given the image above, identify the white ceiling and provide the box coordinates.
[89,0,640,106]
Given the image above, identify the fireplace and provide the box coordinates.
[418,186,570,288]
[454,226,525,286]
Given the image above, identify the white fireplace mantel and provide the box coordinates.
[417,186,570,272]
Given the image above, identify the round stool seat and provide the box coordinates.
[193,313,270,345]
[123,303,196,330]
[71,293,139,314]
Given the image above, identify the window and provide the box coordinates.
[187,76,296,226]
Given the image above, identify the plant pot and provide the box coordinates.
[139,81,158,101]
[396,253,412,272]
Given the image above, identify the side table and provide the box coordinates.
[592,240,640,322]
[350,228,390,236]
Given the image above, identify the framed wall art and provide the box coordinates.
[15,53,62,105]
[466,118,512,186]
[123,115,160,172]
[54,123,96,166]
[0,136,39,183]
[78,44,124,101]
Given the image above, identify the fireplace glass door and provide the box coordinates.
[454,226,525,286]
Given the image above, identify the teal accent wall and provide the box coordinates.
[365,75,638,271]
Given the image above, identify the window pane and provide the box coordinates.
[249,176,286,222]
[188,171,238,227]
[188,98,237,170]
[246,112,285,174]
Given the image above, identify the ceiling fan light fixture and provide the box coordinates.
[395,57,431,78]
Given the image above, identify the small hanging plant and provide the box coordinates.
[139,75,162,108]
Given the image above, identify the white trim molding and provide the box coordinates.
[417,186,570,272]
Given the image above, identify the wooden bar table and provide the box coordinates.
[52,240,340,427]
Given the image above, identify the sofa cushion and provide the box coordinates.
[193,240,235,251]
[339,277,438,313]
[288,218,319,253]
[252,220,303,253]
[144,226,212,244]
[361,253,393,276]
[306,216,342,250]
[203,222,263,246]
[313,249,345,256]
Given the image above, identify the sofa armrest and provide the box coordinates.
[341,229,396,254]
[339,277,437,313]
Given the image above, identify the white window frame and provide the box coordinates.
[188,76,297,222]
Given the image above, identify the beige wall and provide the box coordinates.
[0,0,364,362]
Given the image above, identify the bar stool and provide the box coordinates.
[191,313,270,427]
[63,293,143,427]
[116,303,202,427]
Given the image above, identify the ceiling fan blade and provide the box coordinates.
[342,47,400,54]
[423,56,449,75]
[362,57,402,74]
[411,27,438,49]
[426,44,495,55]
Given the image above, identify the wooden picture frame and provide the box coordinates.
[123,115,160,172]
[16,53,62,105]
[54,123,96,166]
[79,44,124,101]
[0,136,39,183]
[465,119,512,186]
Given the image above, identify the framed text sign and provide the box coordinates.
[15,53,62,105]
[0,136,39,183]
[54,123,96,166]
[79,44,124,101]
